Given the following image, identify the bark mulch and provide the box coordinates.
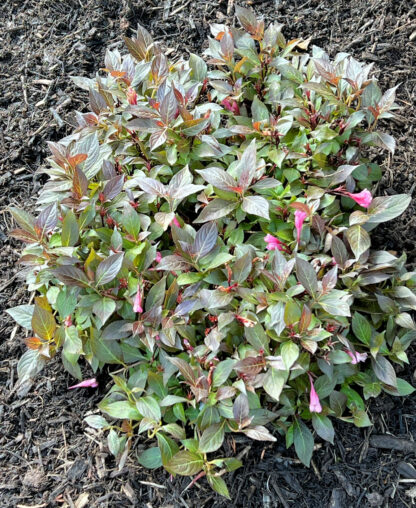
[1,1,415,506]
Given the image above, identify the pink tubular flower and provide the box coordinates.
[126,87,138,105]
[155,251,162,263]
[308,374,322,413]
[346,349,368,365]
[133,284,143,313]
[68,378,98,390]
[264,233,284,251]
[221,98,240,115]
[294,210,308,244]
[171,216,181,228]
[344,189,372,208]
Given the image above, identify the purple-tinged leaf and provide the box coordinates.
[159,90,177,125]
[36,203,58,238]
[238,140,257,189]
[346,225,371,259]
[372,356,397,387]
[193,222,218,259]
[196,167,237,191]
[149,129,167,151]
[95,252,124,286]
[136,177,167,197]
[241,196,270,220]
[235,5,258,35]
[73,167,89,198]
[53,266,90,287]
[170,184,205,200]
[296,257,318,297]
[169,357,197,385]
[331,236,349,267]
[103,175,124,201]
[233,393,250,426]
[194,199,238,223]
[9,207,36,234]
[156,255,193,271]
[220,30,234,61]
[322,265,338,293]
[242,425,277,442]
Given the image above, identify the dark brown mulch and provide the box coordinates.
[0,0,415,506]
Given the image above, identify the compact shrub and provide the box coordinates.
[8,6,416,497]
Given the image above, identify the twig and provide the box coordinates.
[171,0,192,16]
[20,75,29,106]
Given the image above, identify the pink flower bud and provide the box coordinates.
[294,210,308,244]
[344,189,372,208]
[264,233,284,251]
[171,216,181,228]
[155,251,162,263]
[308,374,322,413]
[221,98,240,115]
[126,87,138,105]
[133,284,143,313]
[68,378,98,390]
[346,349,368,365]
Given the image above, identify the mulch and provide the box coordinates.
[1,0,416,506]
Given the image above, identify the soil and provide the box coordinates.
[1,0,416,506]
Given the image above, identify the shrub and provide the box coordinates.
[7,5,416,498]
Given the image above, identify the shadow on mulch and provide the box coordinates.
[0,0,415,506]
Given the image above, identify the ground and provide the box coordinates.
[0,0,415,506]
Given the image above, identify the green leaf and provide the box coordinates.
[107,429,120,456]
[207,475,231,499]
[199,422,225,453]
[56,288,77,318]
[395,378,415,396]
[318,293,351,317]
[189,53,207,81]
[245,322,269,353]
[312,414,334,444]
[122,203,141,239]
[281,341,299,369]
[353,410,372,427]
[346,225,371,259]
[293,419,314,467]
[62,210,79,246]
[252,95,269,122]
[6,305,34,329]
[99,400,141,420]
[64,326,82,355]
[213,359,235,387]
[93,297,116,326]
[352,312,372,345]
[166,451,204,476]
[263,368,287,402]
[138,447,163,469]
[177,272,202,285]
[84,415,109,429]
[137,396,161,421]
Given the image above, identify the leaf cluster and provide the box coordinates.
[7,5,416,497]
